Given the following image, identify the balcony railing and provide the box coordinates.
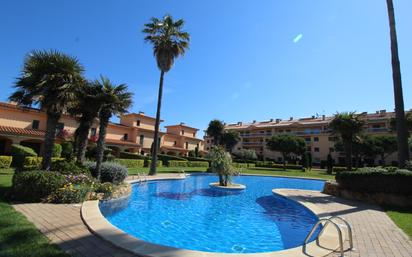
[242,141,264,146]
[241,133,272,138]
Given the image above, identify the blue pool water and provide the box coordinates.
[99,174,325,253]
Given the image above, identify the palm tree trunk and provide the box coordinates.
[42,113,60,170]
[149,71,165,176]
[344,140,352,171]
[96,117,109,180]
[386,0,410,168]
[76,119,93,164]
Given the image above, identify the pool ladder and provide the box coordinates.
[137,172,147,183]
[303,216,353,257]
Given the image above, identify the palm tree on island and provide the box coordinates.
[9,50,84,170]
[143,15,190,175]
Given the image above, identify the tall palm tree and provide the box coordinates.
[9,50,84,170]
[69,81,104,164]
[206,119,225,146]
[95,76,132,180]
[329,112,364,171]
[386,0,410,167]
[143,15,190,175]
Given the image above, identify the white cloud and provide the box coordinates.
[293,34,303,43]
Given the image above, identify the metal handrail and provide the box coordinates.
[329,216,353,250]
[303,218,344,257]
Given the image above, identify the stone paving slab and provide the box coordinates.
[12,174,412,257]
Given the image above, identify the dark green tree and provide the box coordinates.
[329,112,364,171]
[9,50,84,170]
[143,15,190,175]
[266,134,306,169]
[326,153,333,174]
[206,119,225,146]
[221,130,240,153]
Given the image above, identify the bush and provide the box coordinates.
[145,160,163,168]
[157,154,186,165]
[49,183,91,203]
[85,161,128,184]
[114,159,144,168]
[52,143,62,158]
[256,161,274,168]
[50,160,90,175]
[12,170,66,202]
[272,164,303,170]
[336,167,412,195]
[23,157,65,170]
[187,161,209,168]
[168,160,189,167]
[61,141,74,160]
[332,167,347,173]
[0,156,13,169]
[95,182,114,198]
[406,161,412,171]
[10,144,37,167]
[119,151,146,160]
[232,163,248,168]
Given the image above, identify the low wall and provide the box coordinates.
[323,181,412,208]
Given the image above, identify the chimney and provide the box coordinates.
[322,115,325,121]
[270,118,274,122]
[276,119,281,123]
[289,117,293,121]
[180,122,185,125]
[138,111,145,115]
[376,111,379,114]
[379,110,386,114]
[237,121,242,126]
[311,115,315,119]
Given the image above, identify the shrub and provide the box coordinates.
[187,161,209,168]
[95,182,114,198]
[10,144,37,167]
[61,141,74,160]
[168,160,189,167]
[383,166,398,172]
[406,161,412,171]
[256,161,274,168]
[23,157,66,170]
[232,163,248,169]
[63,173,94,185]
[336,167,412,195]
[50,160,90,175]
[114,159,144,168]
[12,170,66,202]
[272,164,303,170]
[85,161,128,184]
[0,156,13,169]
[52,143,62,158]
[49,183,92,203]
[119,151,146,160]
[157,154,186,165]
[332,167,347,173]
[145,160,163,168]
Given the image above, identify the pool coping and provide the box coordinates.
[82,174,343,257]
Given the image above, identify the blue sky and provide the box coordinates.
[0,0,411,136]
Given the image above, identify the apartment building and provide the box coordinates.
[0,101,205,157]
[204,110,406,165]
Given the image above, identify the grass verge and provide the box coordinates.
[0,169,69,257]
[385,207,412,240]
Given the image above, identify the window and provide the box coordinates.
[314,137,319,142]
[193,132,196,137]
[305,138,311,142]
[174,141,177,146]
[286,129,291,133]
[32,120,39,129]
[123,134,128,140]
[182,130,185,135]
[206,147,210,150]
[206,140,210,143]
[140,150,145,155]
[139,135,144,145]
[56,122,64,134]
[314,147,320,152]
[136,120,140,126]
[185,142,189,149]
[90,128,97,136]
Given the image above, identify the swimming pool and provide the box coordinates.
[99,174,325,253]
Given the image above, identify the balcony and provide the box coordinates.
[241,133,272,138]
[242,141,264,146]
[366,128,388,133]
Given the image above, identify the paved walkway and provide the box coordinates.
[12,175,412,257]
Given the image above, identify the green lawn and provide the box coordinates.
[0,169,69,257]
[128,166,335,180]
[386,207,412,240]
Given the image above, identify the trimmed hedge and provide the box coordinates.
[114,158,145,168]
[12,170,66,202]
[187,161,209,168]
[119,152,146,160]
[157,154,186,165]
[145,160,163,167]
[333,167,347,173]
[0,156,12,168]
[256,161,274,168]
[272,164,303,170]
[23,157,65,170]
[336,167,412,195]
[50,160,90,175]
[168,160,188,167]
[232,163,248,168]
[11,144,37,167]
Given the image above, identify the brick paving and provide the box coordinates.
[12,183,412,257]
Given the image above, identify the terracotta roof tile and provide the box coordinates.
[0,125,45,137]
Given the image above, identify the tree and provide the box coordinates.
[221,130,240,152]
[386,0,410,167]
[95,77,132,180]
[329,112,364,171]
[390,112,412,133]
[69,81,104,164]
[233,149,257,162]
[208,146,234,186]
[374,135,398,165]
[266,134,306,169]
[206,119,225,146]
[326,153,333,174]
[9,50,84,170]
[143,15,190,176]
